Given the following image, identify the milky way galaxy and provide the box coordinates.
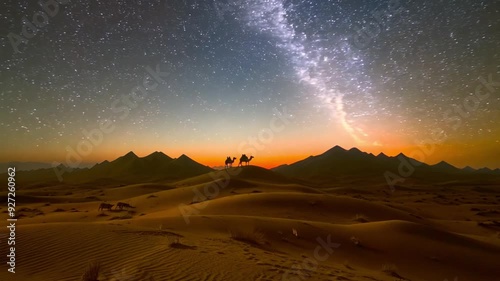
[242,0,375,144]
[0,0,499,168]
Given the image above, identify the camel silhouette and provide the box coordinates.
[225,157,236,168]
[238,154,254,166]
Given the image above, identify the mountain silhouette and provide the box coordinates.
[84,152,211,182]
[4,147,499,186]
[143,151,172,163]
[157,154,213,180]
[430,161,461,174]
[13,152,213,184]
[272,145,500,183]
[272,145,384,181]
[0,162,54,171]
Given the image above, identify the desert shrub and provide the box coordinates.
[168,237,181,247]
[229,228,266,246]
[350,236,361,246]
[381,263,398,273]
[353,214,369,223]
[109,214,133,220]
[477,220,500,227]
[167,236,196,250]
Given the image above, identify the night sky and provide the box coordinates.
[1,0,499,168]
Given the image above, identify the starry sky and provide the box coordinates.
[1,0,499,169]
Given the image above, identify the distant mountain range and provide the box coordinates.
[3,146,499,185]
[74,151,213,182]
[0,162,94,172]
[272,145,500,183]
[6,151,213,185]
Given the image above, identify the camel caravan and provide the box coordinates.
[225,154,254,168]
[98,202,135,212]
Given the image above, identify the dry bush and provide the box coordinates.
[81,261,101,281]
[381,263,404,279]
[166,236,196,250]
[229,228,266,246]
[353,214,369,223]
[350,236,361,246]
[53,208,66,212]
[20,207,44,215]
[109,214,133,220]
[168,237,181,247]
[477,220,500,228]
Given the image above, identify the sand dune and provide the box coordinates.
[1,165,499,281]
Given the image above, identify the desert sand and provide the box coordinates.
[1,163,500,281]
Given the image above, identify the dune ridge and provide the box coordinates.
[2,151,500,281]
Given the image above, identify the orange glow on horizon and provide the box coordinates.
[2,136,499,170]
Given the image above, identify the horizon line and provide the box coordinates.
[2,145,500,170]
